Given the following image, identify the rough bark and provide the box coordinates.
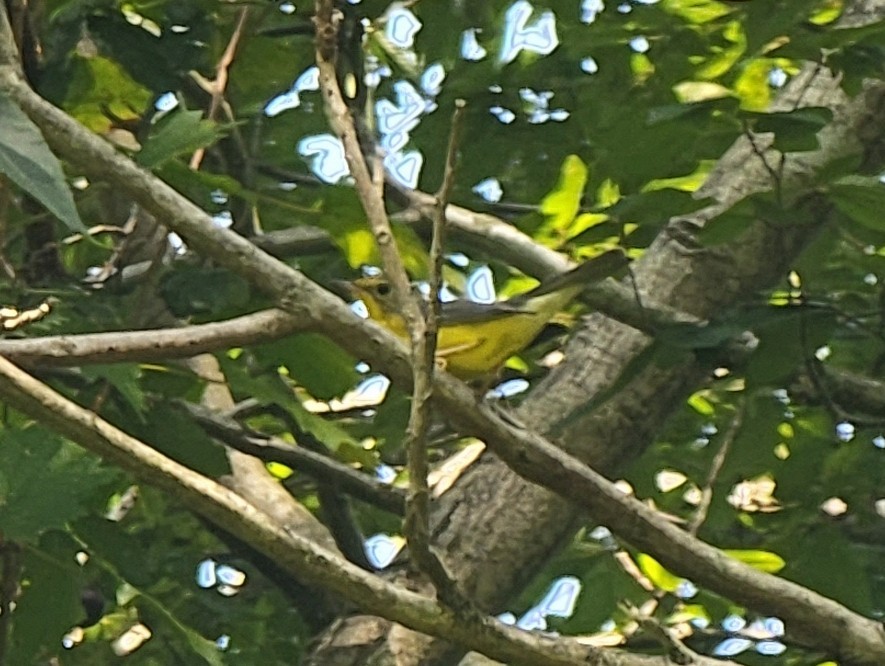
[310,47,885,666]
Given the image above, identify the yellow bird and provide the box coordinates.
[338,250,629,380]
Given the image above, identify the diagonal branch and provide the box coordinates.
[0,9,882,663]
[0,355,729,666]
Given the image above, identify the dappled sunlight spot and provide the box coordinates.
[772,388,790,405]
[489,105,516,124]
[520,87,569,124]
[430,440,486,496]
[835,420,855,442]
[486,378,530,399]
[769,67,788,88]
[196,558,217,588]
[111,623,152,656]
[498,576,582,631]
[385,6,421,48]
[384,150,423,188]
[375,463,397,484]
[196,559,247,596]
[364,534,404,569]
[466,265,496,304]
[265,91,301,117]
[364,55,392,89]
[62,626,84,649]
[122,7,161,37]
[500,1,559,64]
[714,615,786,658]
[581,0,604,24]
[538,576,581,617]
[460,28,487,61]
[682,485,701,506]
[727,475,781,513]
[581,56,599,74]
[473,177,503,203]
[297,134,350,183]
[154,91,178,112]
[714,637,753,657]
[212,211,232,228]
[265,67,319,117]
[629,36,649,53]
[820,496,848,516]
[377,81,424,136]
[655,469,687,493]
[421,63,446,96]
[675,580,697,599]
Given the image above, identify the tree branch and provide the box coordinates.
[0,9,881,663]
[0,355,722,666]
[0,309,303,367]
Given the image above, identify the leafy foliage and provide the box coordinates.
[0,0,883,664]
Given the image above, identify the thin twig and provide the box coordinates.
[313,0,467,606]
[687,399,744,536]
[189,7,250,170]
[184,402,406,514]
[402,99,468,607]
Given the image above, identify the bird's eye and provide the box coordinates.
[376,283,391,296]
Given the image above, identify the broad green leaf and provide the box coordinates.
[0,94,86,232]
[0,427,116,542]
[254,333,359,401]
[723,549,786,573]
[745,107,834,153]
[695,20,746,79]
[733,59,774,111]
[538,155,589,242]
[137,109,227,168]
[81,364,147,417]
[64,55,151,133]
[8,533,85,663]
[130,404,231,478]
[829,176,885,232]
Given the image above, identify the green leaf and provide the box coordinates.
[697,198,754,245]
[81,364,147,417]
[0,427,116,542]
[254,334,359,401]
[137,109,227,169]
[8,532,85,663]
[745,107,834,153]
[636,553,683,592]
[723,549,786,573]
[828,175,885,232]
[0,94,86,232]
[161,267,252,318]
[131,404,231,478]
[538,155,589,243]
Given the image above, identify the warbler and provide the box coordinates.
[339,249,628,380]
